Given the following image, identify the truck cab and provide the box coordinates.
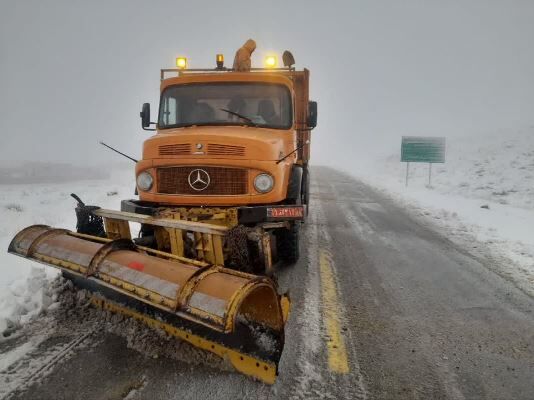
[123,52,317,268]
[136,70,315,202]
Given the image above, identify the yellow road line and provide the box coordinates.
[319,249,350,374]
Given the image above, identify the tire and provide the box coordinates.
[286,165,303,205]
[301,167,310,218]
[276,223,300,264]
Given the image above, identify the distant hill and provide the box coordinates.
[0,162,109,184]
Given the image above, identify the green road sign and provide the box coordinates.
[401,136,446,163]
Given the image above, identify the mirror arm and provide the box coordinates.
[99,141,138,163]
[276,140,310,164]
[142,122,157,131]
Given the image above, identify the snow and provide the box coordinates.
[58,286,230,371]
[0,340,38,372]
[0,268,57,336]
[0,281,101,398]
[348,127,534,295]
[0,165,135,337]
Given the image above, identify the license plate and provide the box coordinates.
[267,206,304,218]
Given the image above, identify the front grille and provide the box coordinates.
[159,144,191,156]
[157,166,248,195]
[207,144,246,157]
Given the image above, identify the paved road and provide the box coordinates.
[1,166,534,399]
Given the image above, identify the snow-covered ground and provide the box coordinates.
[2,130,533,337]
[349,127,534,295]
[0,166,135,337]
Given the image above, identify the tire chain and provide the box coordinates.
[225,225,252,272]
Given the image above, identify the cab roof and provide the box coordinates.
[160,69,305,91]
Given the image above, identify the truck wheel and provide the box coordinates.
[276,223,300,264]
[301,167,310,218]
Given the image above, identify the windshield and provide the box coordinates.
[158,82,292,129]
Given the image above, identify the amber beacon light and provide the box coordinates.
[216,54,224,69]
[176,57,187,69]
[264,55,277,68]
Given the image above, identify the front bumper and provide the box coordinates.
[120,199,305,225]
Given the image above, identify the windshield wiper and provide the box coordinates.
[219,108,258,126]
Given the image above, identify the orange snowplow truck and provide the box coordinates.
[8,44,316,383]
[126,49,317,272]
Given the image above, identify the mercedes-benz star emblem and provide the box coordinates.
[188,169,210,191]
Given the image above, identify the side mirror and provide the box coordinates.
[140,103,151,129]
[307,101,317,129]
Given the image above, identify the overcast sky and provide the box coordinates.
[1,0,533,168]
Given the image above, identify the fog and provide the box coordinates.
[1,0,533,170]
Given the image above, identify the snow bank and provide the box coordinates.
[0,268,58,335]
[0,167,135,337]
[349,127,534,294]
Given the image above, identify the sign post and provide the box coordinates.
[401,136,446,187]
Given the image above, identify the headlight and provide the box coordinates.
[136,171,153,191]
[254,173,274,193]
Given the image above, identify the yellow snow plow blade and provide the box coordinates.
[8,225,288,384]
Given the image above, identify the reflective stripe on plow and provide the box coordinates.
[35,242,94,267]
[188,291,228,318]
[99,260,180,299]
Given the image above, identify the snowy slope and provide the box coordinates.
[350,127,534,295]
[391,129,533,209]
[0,167,135,336]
